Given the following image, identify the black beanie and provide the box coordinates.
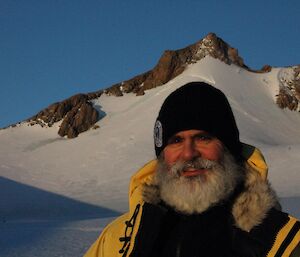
[154,82,242,159]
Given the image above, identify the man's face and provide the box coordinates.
[156,129,242,214]
[163,129,224,177]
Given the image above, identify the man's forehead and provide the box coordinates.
[172,129,215,137]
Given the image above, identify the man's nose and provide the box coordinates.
[180,140,200,161]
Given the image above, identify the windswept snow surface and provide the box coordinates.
[1,57,300,256]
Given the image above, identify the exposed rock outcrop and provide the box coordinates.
[28,91,102,138]
[259,65,272,73]
[276,66,300,111]
[58,101,98,138]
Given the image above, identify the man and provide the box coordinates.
[84,82,300,257]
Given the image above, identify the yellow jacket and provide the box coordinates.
[84,144,300,257]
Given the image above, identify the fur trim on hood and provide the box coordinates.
[231,163,279,231]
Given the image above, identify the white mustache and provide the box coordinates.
[170,158,219,176]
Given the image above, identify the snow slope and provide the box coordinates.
[1,56,300,256]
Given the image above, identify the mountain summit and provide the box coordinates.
[25,32,300,138]
[104,32,248,97]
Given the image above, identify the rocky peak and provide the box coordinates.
[192,33,247,68]
[105,33,249,96]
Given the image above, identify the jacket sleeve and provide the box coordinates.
[83,228,107,257]
[290,242,300,257]
[83,213,130,257]
[267,215,300,257]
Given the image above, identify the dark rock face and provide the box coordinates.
[58,101,99,138]
[28,91,102,138]
[294,66,300,98]
[276,65,300,111]
[260,65,272,73]
[276,89,298,111]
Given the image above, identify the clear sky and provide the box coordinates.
[1,0,299,128]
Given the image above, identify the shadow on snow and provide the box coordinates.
[0,176,120,221]
[0,176,121,253]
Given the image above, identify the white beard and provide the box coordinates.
[155,151,244,215]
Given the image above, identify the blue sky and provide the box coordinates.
[1,0,299,128]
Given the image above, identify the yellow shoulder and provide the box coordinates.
[267,216,300,257]
[83,213,130,257]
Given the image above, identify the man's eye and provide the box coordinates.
[195,134,212,141]
[168,136,182,145]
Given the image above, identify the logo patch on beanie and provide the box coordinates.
[154,120,163,147]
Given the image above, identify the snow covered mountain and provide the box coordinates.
[22,33,300,138]
[1,33,300,257]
